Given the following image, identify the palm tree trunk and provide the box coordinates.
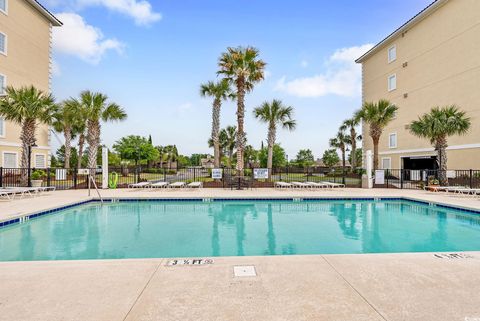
[212,99,221,168]
[77,133,85,170]
[437,137,448,185]
[64,126,72,169]
[20,119,36,186]
[350,128,356,171]
[235,78,246,174]
[87,120,101,170]
[267,125,276,178]
[372,136,379,170]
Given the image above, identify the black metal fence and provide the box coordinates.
[374,169,480,189]
[107,166,363,189]
[0,168,102,190]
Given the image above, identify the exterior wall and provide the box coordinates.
[361,0,480,170]
[0,0,53,167]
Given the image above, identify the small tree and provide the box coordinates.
[322,149,340,168]
[294,149,315,167]
[259,144,287,168]
[113,135,159,166]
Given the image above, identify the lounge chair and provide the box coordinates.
[0,189,17,201]
[4,187,38,197]
[150,181,169,189]
[291,182,310,189]
[169,182,186,188]
[187,182,203,188]
[275,181,292,189]
[306,182,329,189]
[320,181,345,188]
[128,182,151,189]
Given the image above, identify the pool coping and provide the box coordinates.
[1,195,480,229]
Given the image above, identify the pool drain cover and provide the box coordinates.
[234,266,257,277]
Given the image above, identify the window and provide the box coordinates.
[388,45,396,63]
[388,74,397,91]
[389,133,397,148]
[3,152,17,168]
[382,158,392,170]
[0,117,4,137]
[0,74,5,95]
[0,32,5,55]
[0,0,6,14]
[35,154,46,168]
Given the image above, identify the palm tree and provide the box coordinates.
[53,99,81,169]
[329,131,349,170]
[253,99,296,176]
[340,117,361,171]
[409,106,470,185]
[220,126,238,168]
[355,99,398,170]
[79,91,127,169]
[0,86,56,185]
[218,46,266,173]
[200,80,235,168]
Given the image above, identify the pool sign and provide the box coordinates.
[212,168,223,179]
[254,168,269,179]
[375,170,385,184]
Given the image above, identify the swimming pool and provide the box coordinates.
[1,198,480,261]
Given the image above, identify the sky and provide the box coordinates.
[46,0,433,160]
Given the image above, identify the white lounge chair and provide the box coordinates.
[150,181,169,189]
[128,182,151,189]
[4,187,38,197]
[187,182,203,188]
[169,182,186,188]
[306,182,329,189]
[0,189,17,201]
[320,181,345,188]
[275,181,292,189]
[291,182,310,189]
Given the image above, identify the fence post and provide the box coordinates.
[470,169,473,189]
[47,168,51,187]
[400,169,404,189]
[0,167,2,188]
[163,168,166,182]
[194,168,196,182]
[73,169,77,189]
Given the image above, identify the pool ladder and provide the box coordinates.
[88,174,104,204]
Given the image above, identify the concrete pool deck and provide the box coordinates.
[1,188,480,320]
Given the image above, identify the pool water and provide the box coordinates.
[1,199,480,261]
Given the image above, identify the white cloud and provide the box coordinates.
[275,44,374,98]
[53,13,124,64]
[77,0,161,26]
[176,102,193,116]
[300,60,308,68]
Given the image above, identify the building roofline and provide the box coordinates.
[25,0,62,26]
[355,0,448,63]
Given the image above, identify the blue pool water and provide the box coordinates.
[1,199,480,261]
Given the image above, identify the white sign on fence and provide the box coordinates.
[254,168,269,179]
[78,168,89,175]
[211,168,223,179]
[55,169,67,181]
[375,170,385,185]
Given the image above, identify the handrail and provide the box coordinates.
[88,174,104,204]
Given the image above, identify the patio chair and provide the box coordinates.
[291,182,310,189]
[306,182,329,189]
[274,181,292,189]
[0,189,18,201]
[320,181,346,188]
[128,182,151,189]
[187,182,203,188]
[150,181,169,189]
[169,182,186,188]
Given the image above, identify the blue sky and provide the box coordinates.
[47,0,432,159]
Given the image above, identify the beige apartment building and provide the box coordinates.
[0,0,61,168]
[357,0,480,171]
